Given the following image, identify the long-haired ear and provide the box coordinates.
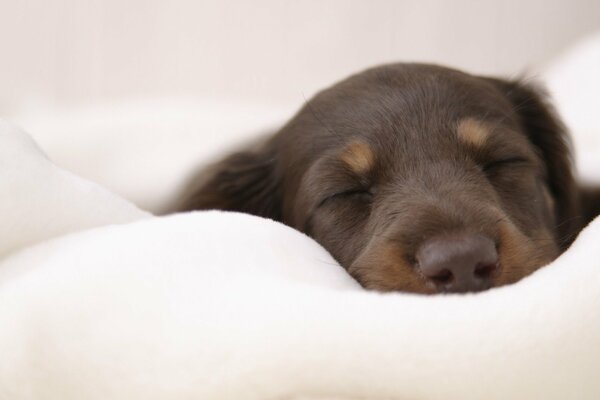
[173,142,281,220]
[579,185,600,225]
[486,78,581,249]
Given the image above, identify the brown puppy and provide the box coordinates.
[174,63,599,294]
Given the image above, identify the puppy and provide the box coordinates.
[174,63,599,294]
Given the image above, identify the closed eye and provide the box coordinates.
[482,156,530,173]
[318,188,374,208]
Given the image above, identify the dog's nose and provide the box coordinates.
[415,234,498,293]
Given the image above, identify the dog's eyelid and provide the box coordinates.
[482,156,530,172]
[317,186,375,208]
[338,188,374,197]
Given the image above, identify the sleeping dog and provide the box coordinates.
[174,63,600,294]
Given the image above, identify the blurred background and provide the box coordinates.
[1,0,599,211]
[1,0,600,111]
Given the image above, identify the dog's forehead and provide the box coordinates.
[331,64,512,110]
[456,118,490,148]
[339,140,375,175]
[310,65,518,140]
[291,64,531,173]
[331,116,535,178]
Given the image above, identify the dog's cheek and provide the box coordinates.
[495,220,558,285]
[539,180,557,228]
[310,201,372,267]
[494,173,549,238]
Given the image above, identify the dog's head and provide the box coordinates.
[180,63,580,294]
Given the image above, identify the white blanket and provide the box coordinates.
[1,36,600,399]
[1,120,599,399]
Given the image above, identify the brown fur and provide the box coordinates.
[173,63,598,294]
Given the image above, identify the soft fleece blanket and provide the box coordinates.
[1,118,599,400]
[2,34,600,399]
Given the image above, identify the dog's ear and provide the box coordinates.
[486,78,581,249]
[173,142,281,220]
[579,185,600,225]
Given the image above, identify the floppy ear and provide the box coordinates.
[486,78,581,249]
[173,142,282,220]
[579,185,600,225]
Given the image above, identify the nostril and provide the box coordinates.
[429,269,454,285]
[416,234,499,292]
[474,262,497,279]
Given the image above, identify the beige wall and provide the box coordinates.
[1,0,599,113]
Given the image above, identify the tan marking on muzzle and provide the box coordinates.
[496,219,558,285]
[349,239,433,294]
[456,118,490,147]
[340,141,374,175]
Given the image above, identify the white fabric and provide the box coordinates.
[543,31,600,183]
[1,33,600,399]
[0,120,149,258]
[1,208,599,400]
[13,98,295,213]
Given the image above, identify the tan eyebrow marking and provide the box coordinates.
[340,140,374,174]
[456,118,490,147]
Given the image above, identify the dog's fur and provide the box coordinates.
[174,63,599,294]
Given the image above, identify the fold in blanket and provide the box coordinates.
[0,120,148,258]
[0,119,599,399]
